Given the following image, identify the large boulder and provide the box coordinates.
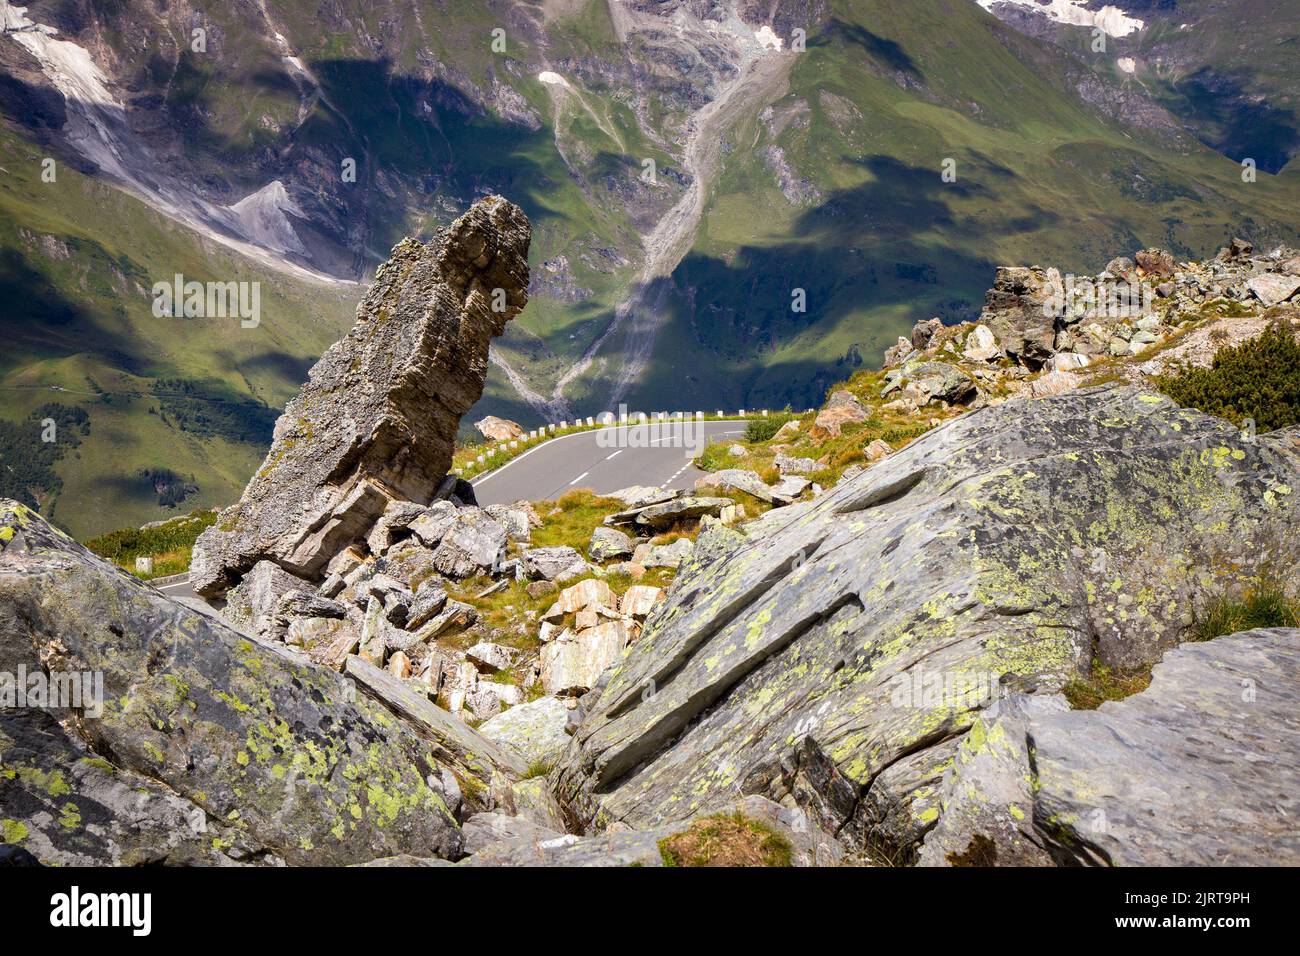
[541,621,631,697]
[552,386,1300,856]
[884,360,978,406]
[0,502,518,866]
[223,560,312,640]
[921,628,1300,866]
[190,196,531,597]
[1247,273,1300,307]
[915,693,1068,866]
[696,469,776,503]
[475,416,525,442]
[588,526,633,563]
[431,508,508,578]
[1133,247,1175,278]
[634,497,732,530]
[1030,629,1300,866]
[962,324,1001,363]
[520,546,588,582]
[910,317,944,350]
[813,390,870,438]
[978,266,1059,368]
[478,697,573,767]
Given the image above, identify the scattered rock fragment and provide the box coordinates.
[475,416,526,442]
[588,526,633,563]
[520,546,588,582]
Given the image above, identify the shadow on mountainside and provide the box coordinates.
[1160,65,1300,175]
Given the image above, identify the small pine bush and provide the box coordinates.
[1155,321,1300,432]
[745,411,797,443]
[84,509,218,563]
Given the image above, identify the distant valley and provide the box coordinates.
[2,0,1299,534]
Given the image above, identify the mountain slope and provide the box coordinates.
[1,0,1298,534]
[976,0,1300,173]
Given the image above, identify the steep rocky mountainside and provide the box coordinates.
[3,0,1300,537]
[4,199,1298,865]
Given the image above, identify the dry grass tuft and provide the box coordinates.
[658,812,793,867]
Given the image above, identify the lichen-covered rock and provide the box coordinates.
[916,694,1068,867]
[519,546,587,582]
[190,196,531,597]
[588,526,633,563]
[478,697,572,767]
[0,501,516,866]
[553,386,1300,855]
[484,505,533,543]
[510,777,569,832]
[1031,629,1300,866]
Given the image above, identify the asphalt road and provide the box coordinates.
[472,420,749,505]
[152,419,749,600]
[153,575,200,602]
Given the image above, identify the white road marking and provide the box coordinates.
[569,471,590,485]
[474,422,694,485]
[157,581,190,591]
[605,451,623,460]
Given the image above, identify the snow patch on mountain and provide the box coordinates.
[754,26,783,51]
[538,71,571,88]
[0,0,343,283]
[975,0,1144,37]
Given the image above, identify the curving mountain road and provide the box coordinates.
[154,419,749,599]
[472,420,748,505]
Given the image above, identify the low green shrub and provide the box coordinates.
[744,412,797,443]
[1156,321,1300,431]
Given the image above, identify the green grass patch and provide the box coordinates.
[1193,584,1299,642]
[529,490,628,552]
[1062,658,1153,710]
[744,412,798,443]
[83,509,217,579]
[523,760,553,780]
